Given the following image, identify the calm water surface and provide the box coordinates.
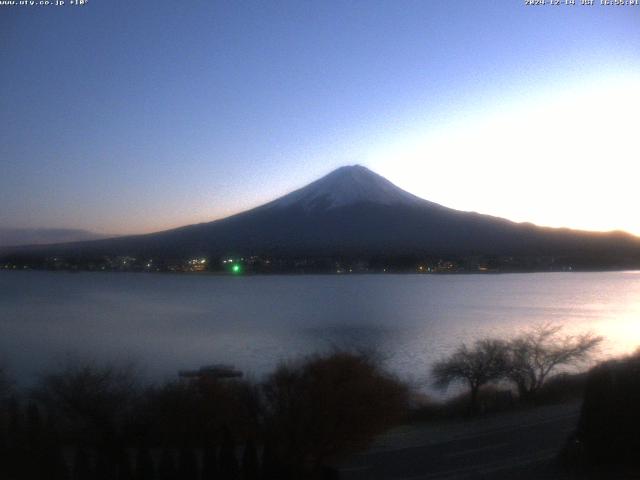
[1,271,639,389]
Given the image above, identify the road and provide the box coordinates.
[340,402,581,480]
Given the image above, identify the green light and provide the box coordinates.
[232,264,241,274]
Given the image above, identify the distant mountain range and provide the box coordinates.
[0,228,111,248]
[2,165,640,270]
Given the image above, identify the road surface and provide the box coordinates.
[340,402,581,480]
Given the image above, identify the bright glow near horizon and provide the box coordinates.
[371,72,640,236]
[3,2,639,237]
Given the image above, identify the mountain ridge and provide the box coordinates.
[0,227,113,248]
[1,165,640,270]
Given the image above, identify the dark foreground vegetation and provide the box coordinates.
[1,327,638,479]
[429,324,602,415]
[561,349,640,477]
[0,352,408,480]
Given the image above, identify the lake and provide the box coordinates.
[1,270,639,391]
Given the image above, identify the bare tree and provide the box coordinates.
[431,339,509,415]
[506,323,602,400]
[33,360,140,443]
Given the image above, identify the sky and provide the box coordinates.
[1,1,639,236]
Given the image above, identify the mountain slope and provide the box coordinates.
[0,228,112,248]
[2,165,640,267]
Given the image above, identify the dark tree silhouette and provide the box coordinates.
[158,449,177,480]
[24,406,69,480]
[0,421,7,480]
[201,439,218,480]
[574,353,640,467]
[241,439,259,480]
[218,427,239,480]
[178,446,198,480]
[7,398,27,480]
[37,414,68,480]
[135,447,155,480]
[96,447,117,480]
[139,376,259,450]
[506,324,602,400]
[260,441,289,480]
[34,360,140,447]
[73,448,94,480]
[432,339,509,415]
[116,444,134,480]
[26,403,43,449]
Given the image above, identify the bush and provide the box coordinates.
[534,372,587,405]
[137,376,260,447]
[32,360,141,445]
[3,352,409,478]
[574,353,640,467]
[409,385,515,422]
[262,351,409,477]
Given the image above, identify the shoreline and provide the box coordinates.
[2,268,640,276]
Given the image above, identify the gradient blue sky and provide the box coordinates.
[2,1,639,235]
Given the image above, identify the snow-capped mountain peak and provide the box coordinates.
[266,165,430,212]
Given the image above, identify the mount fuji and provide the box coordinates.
[262,165,430,211]
[2,165,640,269]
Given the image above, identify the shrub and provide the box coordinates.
[33,360,141,445]
[262,351,408,477]
[575,353,640,467]
[138,376,260,447]
[534,372,587,405]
